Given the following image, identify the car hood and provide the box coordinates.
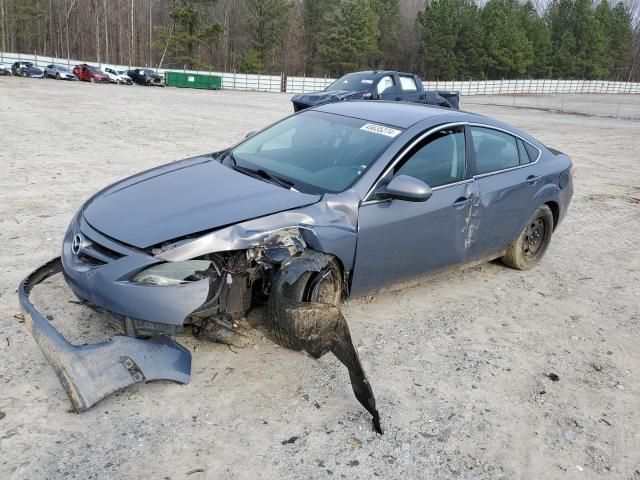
[291,90,365,107]
[82,155,321,249]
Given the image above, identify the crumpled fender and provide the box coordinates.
[268,251,382,434]
[18,258,191,412]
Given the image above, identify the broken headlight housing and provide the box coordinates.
[132,260,213,286]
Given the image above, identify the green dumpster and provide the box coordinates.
[165,71,222,90]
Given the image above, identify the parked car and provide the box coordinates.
[291,70,460,111]
[0,63,11,76]
[44,64,77,80]
[72,64,110,83]
[11,61,44,78]
[104,67,132,85]
[19,102,572,432]
[127,68,165,86]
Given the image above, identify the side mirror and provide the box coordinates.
[375,175,432,202]
[245,131,257,139]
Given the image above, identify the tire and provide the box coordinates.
[90,77,95,83]
[56,73,60,80]
[269,257,342,351]
[286,259,342,305]
[502,204,554,270]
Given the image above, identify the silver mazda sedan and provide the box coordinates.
[19,101,573,432]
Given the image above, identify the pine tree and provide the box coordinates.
[302,0,336,73]
[370,0,401,69]
[417,0,459,80]
[246,0,293,71]
[608,3,632,79]
[520,1,552,77]
[480,0,533,78]
[155,0,223,69]
[318,0,380,75]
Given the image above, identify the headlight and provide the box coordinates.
[132,260,213,286]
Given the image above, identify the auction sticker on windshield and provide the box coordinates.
[360,123,402,138]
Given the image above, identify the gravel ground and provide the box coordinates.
[1,78,639,480]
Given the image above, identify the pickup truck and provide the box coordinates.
[291,70,460,112]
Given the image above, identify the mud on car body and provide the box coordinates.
[19,101,573,433]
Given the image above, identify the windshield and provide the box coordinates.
[56,65,69,71]
[326,73,376,92]
[231,111,401,194]
[86,65,99,72]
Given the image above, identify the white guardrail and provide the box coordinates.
[2,51,640,95]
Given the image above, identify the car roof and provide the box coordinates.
[312,101,467,129]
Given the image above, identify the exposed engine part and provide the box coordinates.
[196,314,250,347]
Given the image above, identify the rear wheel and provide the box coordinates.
[502,204,554,270]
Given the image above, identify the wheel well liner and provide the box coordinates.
[545,201,559,230]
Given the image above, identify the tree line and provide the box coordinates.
[0,0,638,81]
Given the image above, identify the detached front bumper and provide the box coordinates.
[18,258,191,412]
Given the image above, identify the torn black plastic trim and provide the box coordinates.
[268,251,382,434]
[18,258,191,412]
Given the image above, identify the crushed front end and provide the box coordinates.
[20,209,382,433]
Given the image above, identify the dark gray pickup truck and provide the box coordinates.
[291,70,460,111]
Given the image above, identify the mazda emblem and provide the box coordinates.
[71,234,83,255]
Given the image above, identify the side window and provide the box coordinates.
[516,139,530,165]
[524,141,539,163]
[394,126,466,188]
[470,127,519,175]
[376,76,395,95]
[399,76,418,92]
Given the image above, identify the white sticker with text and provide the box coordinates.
[360,123,402,138]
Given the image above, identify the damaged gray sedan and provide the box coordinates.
[19,101,573,434]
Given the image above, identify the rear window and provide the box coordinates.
[399,76,418,92]
[470,127,519,175]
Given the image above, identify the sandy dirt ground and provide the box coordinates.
[1,78,639,480]
[465,94,640,120]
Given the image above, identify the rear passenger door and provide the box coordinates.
[467,125,541,260]
[397,75,425,103]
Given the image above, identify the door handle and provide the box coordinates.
[526,175,540,185]
[453,197,469,208]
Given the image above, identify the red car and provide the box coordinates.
[73,64,110,83]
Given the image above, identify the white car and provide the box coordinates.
[104,67,132,85]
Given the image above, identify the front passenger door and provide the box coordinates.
[351,125,476,295]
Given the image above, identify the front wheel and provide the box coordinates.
[286,258,342,306]
[56,73,60,80]
[502,204,554,270]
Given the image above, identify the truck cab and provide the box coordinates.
[291,70,459,111]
